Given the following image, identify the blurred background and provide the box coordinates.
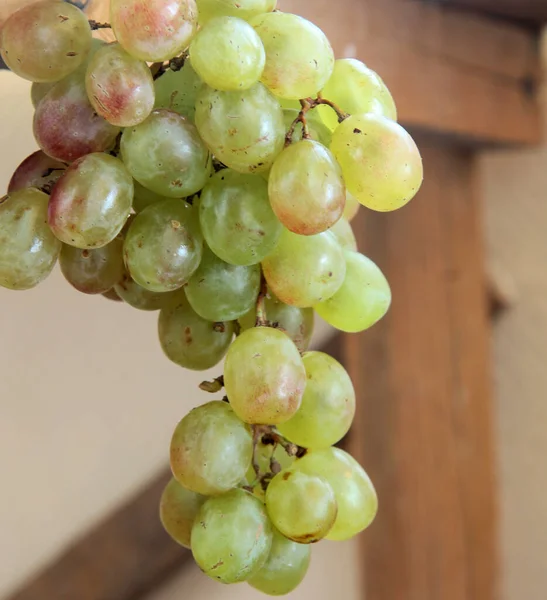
[1,1,547,599]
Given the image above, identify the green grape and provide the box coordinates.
[170,401,253,495]
[190,16,265,91]
[114,273,184,311]
[248,529,311,595]
[60,238,125,295]
[343,191,360,222]
[123,199,202,292]
[185,245,261,321]
[250,13,334,99]
[265,468,337,543]
[0,1,92,83]
[314,250,391,333]
[191,489,273,583]
[197,0,277,23]
[159,294,234,370]
[121,109,211,198]
[330,114,423,212]
[283,109,332,147]
[238,293,314,353]
[154,59,202,122]
[199,170,281,266]
[262,228,345,308]
[159,477,206,548]
[102,287,123,302]
[8,151,66,193]
[277,352,355,449]
[195,83,284,173]
[48,154,133,249]
[111,0,198,62]
[0,189,61,290]
[86,43,155,127]
[269,139,345,235]
[132,181,168,213]
[31,82,55,109]
[318,58,397,131]
[223,327,306,425]
[294,448,378,541]
[245,441,295,500]
[328,217,357,251]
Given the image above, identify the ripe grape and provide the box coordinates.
[121,109,211,198]
[132,181,168,213]
[265,468,337,543]
[191,489,273,583]
[0,189,61,290]
[330,114,423,212]
[110,0,198,62]
[190,16,265,91]
[199,170,281,266]
[283,108,332,147]
[48,153,133,249]
[278,352,355,449]
[223,327,306,425]
[158,294,234,370]
[0,1,92,83]
[196,0,277,24]
[8,151,66,193]
[318,59,397,131]
[85,43,155,127]
[170,401,253,495]
[250,12,334,99]
[159,477,206,548]
[294,448,378,541]
[315,250,391,333]
[329,217,357,251]
[195,83,284,173]
[114,272,184,311]
[268,139,345,235]
[262,228,345,307]
[185,245,261,321]
[248,528,311,595]
[154,59,202,122]
[343,191,360,221]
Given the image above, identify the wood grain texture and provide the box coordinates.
[346,137,498,600]
[444,0,547,24]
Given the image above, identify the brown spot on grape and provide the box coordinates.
[184,326,193,344]
[210,560,224,570]
[353,128,362,134]
[282,471,292,481]
[82,250,90,258]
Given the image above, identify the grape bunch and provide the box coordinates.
[0,0,423,595]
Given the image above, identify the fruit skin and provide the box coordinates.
[196,0,277,24]
[8,151,66,194]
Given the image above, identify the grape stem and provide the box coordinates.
[255,272,269,327]
[199,375,224,393]
[152,52,189,80]
[88,20,111,30]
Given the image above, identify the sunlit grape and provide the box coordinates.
[343,191,360,221]
[330,114,423,211]
[191,489,273,583]
[197,0,277,23]
[223,327,306,425]
[283,109,332,147]
[154,59,202,122]
[132,181,168,213]
[262,228,345,307]
[170,401,253,495]
[0,189,61,290]
[250,12,334,99]
[114,272,184,311]
[160,477,206,549]
[314,250,391,333]
[8,151,66,193]
[328,217,357,251]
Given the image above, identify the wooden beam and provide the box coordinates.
[443,0,547,25]
[347,136,498,600]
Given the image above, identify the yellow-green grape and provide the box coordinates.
[269,139,345,235]
[0,189,61,290]
[0,1,92,83]
[262,229,345,308]
[277,352,355,449]
[238,293,314,353]
[343,191,360,222]
[185,245,261,321]
[265,469,337,543]
[132,181,168,213]
[190,16,265,91]
[318,58,397,131]
[248,529,311,596]
[195,83,284,173]
[86,43,155,127]
[294,448,378,541]
[159,477,206,548]
[114,273,184,311]
[283,109,332,147]
[123,199,202,292]
[250,12,334,99]
[48,153,133,249]
[59,238,125,295]
[158,294,234,370]
[8,151,65,193]
[330,114,423,212]
[121,109,211,198]
[224,327,306,425]
[197,0,277,24]
[111,0,198,62]
[154,59,202,122]
[170,401,253,495]
[315,250,391,333]
[245,441,295,500]
[191,489,273,583]
[328,217,357,251]
[199,170,282,266]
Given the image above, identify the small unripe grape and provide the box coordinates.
[154,59,202,122]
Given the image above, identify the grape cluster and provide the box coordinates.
[0,0,423,595]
